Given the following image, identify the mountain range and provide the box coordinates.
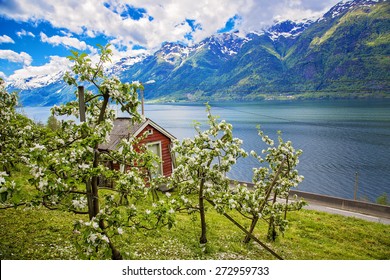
[7,0,390,106]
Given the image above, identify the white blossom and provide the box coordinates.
[88,233,98,244]
[101,235,110,243]
[37,179,48,190]
[78,163,90,170]
[181,196,189,204]
[131,81,141,87]
[30,143,45,151]
[72,197,87,209]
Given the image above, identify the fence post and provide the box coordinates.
[78,86,94,220]
[354,171,359,201]
[78,86,86,122]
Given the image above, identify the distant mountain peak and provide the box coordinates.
[8,70,65,90]
[197,32,249,57]
[266,19,314,40]
[322,0,386,20]
[154,42,190,65]
[107,55,147,75]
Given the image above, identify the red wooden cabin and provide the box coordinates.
[98,117,176,177]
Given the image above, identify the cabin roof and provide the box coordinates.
[98,117,176,151]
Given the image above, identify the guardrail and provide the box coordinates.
[232,180,390,219]
[290,190,390,219]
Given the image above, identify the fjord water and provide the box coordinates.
[23,100,390,202]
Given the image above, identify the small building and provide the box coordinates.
[98,117,176,178]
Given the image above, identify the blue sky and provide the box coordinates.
[0,0,340,81]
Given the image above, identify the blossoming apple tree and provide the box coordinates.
[0,78,44,205]
[235,128,305,243]
[2,46,176,259]
[170,106,305,257]
[169,104,248,244]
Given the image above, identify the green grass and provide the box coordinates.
[0,207,80,259]
[1,165,389,260]
[1,204,389,260]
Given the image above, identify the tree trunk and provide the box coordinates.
[267,192,278,241]
[91,148,100,221]
[243,216,259,243]
[284,193,289,220]
[267,221,277,241]
[110,241,123,260]
[243,159,286,243]
[86,181,94,220]
[96,94,123,260]
[91,94,109,224]
[199,177,207,244]
[206,198,283,260]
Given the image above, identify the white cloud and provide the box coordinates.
[16,29,35,38]
[0,49,32,65]
[0,35,15,44]
[1,0,341,51]
[0,71,6,79]
[40,32,96,52]
[235,0,340,33]
[8,56,70,82]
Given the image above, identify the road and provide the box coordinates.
[304,201,390,225]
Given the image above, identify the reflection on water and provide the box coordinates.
[21,100,390,201]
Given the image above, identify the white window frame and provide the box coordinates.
[147,141,163,176]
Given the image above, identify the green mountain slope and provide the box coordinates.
[11,0,389,105]
[133,0,390,102]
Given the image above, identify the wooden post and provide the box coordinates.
[78,86,94,220]
[354,171,359,201]
[141,88,145,117]
[78,86,86,122]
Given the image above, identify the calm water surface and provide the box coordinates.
[22,100,390,201]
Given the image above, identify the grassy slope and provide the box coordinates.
[1,166,388,260]
[1,205,389,260]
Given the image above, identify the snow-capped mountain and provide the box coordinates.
[155,42,191,66]
[7,70,66,90]
[107,55,148,75]
[4,17,315,104]
[195,32,250,58]
[266,19,314,40]
[322,0,383,20]
[6,0,389,105]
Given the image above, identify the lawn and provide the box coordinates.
[1,203,389,260]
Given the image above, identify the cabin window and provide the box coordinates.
[147,129,153,135]
[147,141,163,177]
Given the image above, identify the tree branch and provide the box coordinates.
[0,202,27,209]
